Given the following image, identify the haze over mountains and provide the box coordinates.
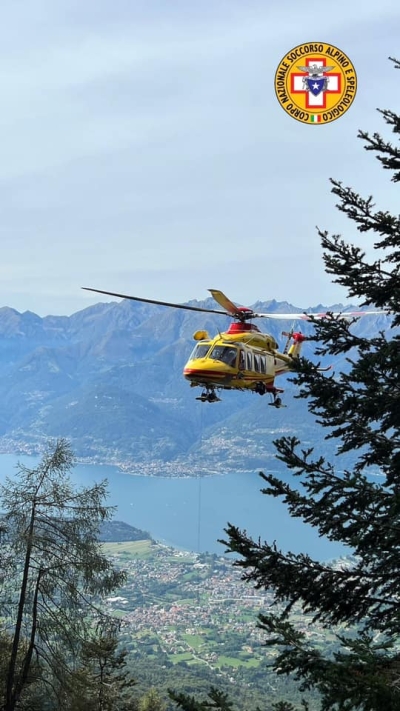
[0,296,390,474]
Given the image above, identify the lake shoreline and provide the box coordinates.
[0,441,259,478]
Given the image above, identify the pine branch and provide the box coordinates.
[222,57,400,711]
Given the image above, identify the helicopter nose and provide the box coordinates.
[183,362,227,382]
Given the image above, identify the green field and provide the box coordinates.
[169,652,194,664]
[216,655,259,669]
[182,633,204,651]
[102,539,154,559]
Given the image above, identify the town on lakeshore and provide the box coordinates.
[0,436,258,476]
[102,537,346,681]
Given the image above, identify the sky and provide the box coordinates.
[1,0,400,316]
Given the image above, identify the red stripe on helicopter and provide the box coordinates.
[183,368,286,381]
[183,369,232,379]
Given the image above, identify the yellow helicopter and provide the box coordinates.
[82,287,385,408]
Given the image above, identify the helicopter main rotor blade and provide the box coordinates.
[82,288,388,321]
[325,310,388,320]
[253,310,388,320]
[208,290,387,321]
[208,289,247,317]
[81,287,229,317]
[252,312,310,320]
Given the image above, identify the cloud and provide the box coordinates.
[0,0,399,314]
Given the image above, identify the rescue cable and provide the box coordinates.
[196,402,203,554]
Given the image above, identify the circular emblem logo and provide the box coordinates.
[274,42,357,124]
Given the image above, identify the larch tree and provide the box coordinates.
[0,438,126,711]
[138,687,167,711]
[223,58,400,711]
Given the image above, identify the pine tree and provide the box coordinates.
[0,439,126,711]
[223,58,400,710]
[78,620,137,711]
[169,686,234,710]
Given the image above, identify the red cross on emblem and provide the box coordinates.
[290,58,341,110]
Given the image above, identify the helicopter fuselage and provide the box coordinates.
[183,322,305,394]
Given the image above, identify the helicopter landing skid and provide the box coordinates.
[268,398,286,408]
[196,387,221,403]
[266,387,286,409]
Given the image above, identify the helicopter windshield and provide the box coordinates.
[209,345,238,367]
[189,343,211,360]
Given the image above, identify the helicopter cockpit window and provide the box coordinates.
[209,346,238,367]
[189,343,211,360]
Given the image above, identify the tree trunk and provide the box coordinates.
[4,503,36,711]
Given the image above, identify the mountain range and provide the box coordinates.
[0,296,390,475]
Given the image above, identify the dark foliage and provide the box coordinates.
[0,439,126,710]
[169,687,234,710]
[222,59,400,710]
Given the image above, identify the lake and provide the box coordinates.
[0,453,348,561]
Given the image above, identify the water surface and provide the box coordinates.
[0,454,347,561]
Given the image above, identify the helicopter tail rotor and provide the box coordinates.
[281,331,307,359]
[282,326,297,355]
